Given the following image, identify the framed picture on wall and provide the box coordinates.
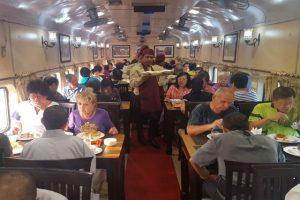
[112,45,130,58]
[154,45,174,58]
[58,34,71,63]
[223,32,238,62]
[189,47,195,58]
[92,47,98,60]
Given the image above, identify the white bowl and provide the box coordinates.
[104,138,117,146]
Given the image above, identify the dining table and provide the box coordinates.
[11,133,126,200]
[179,131,300,200]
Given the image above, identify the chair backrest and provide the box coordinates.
[224,160,254,200]
[0,149,3,167]
[0,167,92,200]
[3,157,93,171]
[97,101,121,130]
[115,83,130,101]
[57,101,77,115]
[252,163,300,200]
[233,101,269,118]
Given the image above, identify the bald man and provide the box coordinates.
[187,87,237,137]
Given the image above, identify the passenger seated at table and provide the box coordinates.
[197,71,215,94]
[165,72,191,100]
[0,133,12,157]
[186,88,236,137]
[98,78,121,102]
[43,76,65,101]
[68,89,118,135]
[62,74,85,102]
[213,72,230,91]
[190,112,285,200]
[230,72,258,102]
[183,76,212,102]
[79,67,99,86]
[12,79,58,136]
[249,86,299,137]
[112,62,124,82]
[21,105,94,161]
[91,64,104,82]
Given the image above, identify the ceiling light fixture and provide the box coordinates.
[107,21,115,24]
[189,9,200,15]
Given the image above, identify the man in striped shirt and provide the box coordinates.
[230,72,258,102]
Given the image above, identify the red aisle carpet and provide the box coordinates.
[125,132,180,200]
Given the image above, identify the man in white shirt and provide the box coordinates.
[12,79,58,136]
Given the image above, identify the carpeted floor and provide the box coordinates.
[125,132,181,200]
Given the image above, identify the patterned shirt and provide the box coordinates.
[249,103,300,137]
[62,84,85,102]
[166,85,191,99]
[234,90,258,102]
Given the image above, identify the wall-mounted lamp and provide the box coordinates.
[182,42,189,49]
[106,44,110,49]
[211,36,223,48]
[191,40,200,49]
[42,31,56,48]
[88,41,96,48]
[175,43,180,48]
[73,36,81,48]
[244,29,260,47]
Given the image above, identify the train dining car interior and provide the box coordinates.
[0,0,300,200]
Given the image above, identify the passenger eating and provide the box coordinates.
[213,72,230,90]
[197,71,215,94]
[12,79,58,136]
[68,89,118,135]
[62,74,85,102]
[189,112,285,200]
[249,86,299,137]
[230,72,258,102]
[79,67,99,86]
[165,72,191,100]
[21,105,94,160]
[98,78,121,102]
[186,87,236,136]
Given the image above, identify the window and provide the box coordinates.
[277,81,281,87]
[0,87,10,133]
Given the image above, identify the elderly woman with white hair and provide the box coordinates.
[68,88,118,135]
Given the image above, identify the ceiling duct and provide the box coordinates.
[108,0,123,6]
[172,14,190,32]
[132,3,165,12]
[84,7,109,28]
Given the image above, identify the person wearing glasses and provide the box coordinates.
[11,79,58,137]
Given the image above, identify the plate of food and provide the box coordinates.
[77,122,105,142]
[283,146,300,157]
[17,133,35,141]
[88,145,103,155]
[268,134,300,144]
[11,141,23,155]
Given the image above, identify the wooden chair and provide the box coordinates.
[252,163,300,200]
[57,101,77,115]
[224,160,254,200]
[115,83,130,101]
[97,101,121,130]
[233,101,269,118]
[0,167,93,200]
[3,157,93,171]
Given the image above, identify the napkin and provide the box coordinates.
[251,128,263,135]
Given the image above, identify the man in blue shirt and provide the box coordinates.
[62,74,85,102]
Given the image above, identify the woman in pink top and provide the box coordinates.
[165,72,191,100]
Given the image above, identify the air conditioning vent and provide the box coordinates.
[132,3,165,12]
[84,18,109,28]
[172,25,190,32]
